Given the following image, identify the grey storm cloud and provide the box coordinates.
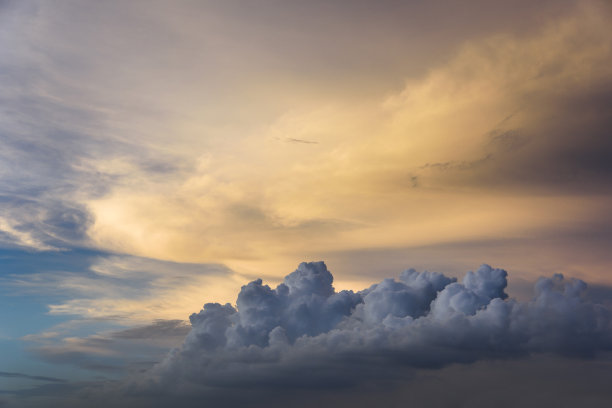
[138,261,612,397]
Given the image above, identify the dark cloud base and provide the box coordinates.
[116,262,611,405]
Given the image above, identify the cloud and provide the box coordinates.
[2,253,238,322]
[0,372,65,383]
[130,261,612,400]
[0,250,241,388]
[0,1,195,253]
[22,320,192,377]
[285,138,319,145]
[12,261,609,408]
[111,320,190,340]
[376,2,612,195]
[69,1,612,274]
[1,0,610,277]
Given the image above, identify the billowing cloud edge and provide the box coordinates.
[129,261,612,395]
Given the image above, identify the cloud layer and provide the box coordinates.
[144,262,612,396]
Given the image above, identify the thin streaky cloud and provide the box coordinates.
[0,372,66,383]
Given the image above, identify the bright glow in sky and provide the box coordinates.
[1,1,612,406]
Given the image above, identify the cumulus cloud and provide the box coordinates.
[140,261,612,396]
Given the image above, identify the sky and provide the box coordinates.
[1,0,612,406]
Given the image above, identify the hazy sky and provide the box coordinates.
[1,1,612,406]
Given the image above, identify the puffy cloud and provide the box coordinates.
[141,261,612,396]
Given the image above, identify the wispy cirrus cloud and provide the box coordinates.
[3,0,610,280]
[23,320,191,375]
[2,253,239,323]
[0,372,65,383]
